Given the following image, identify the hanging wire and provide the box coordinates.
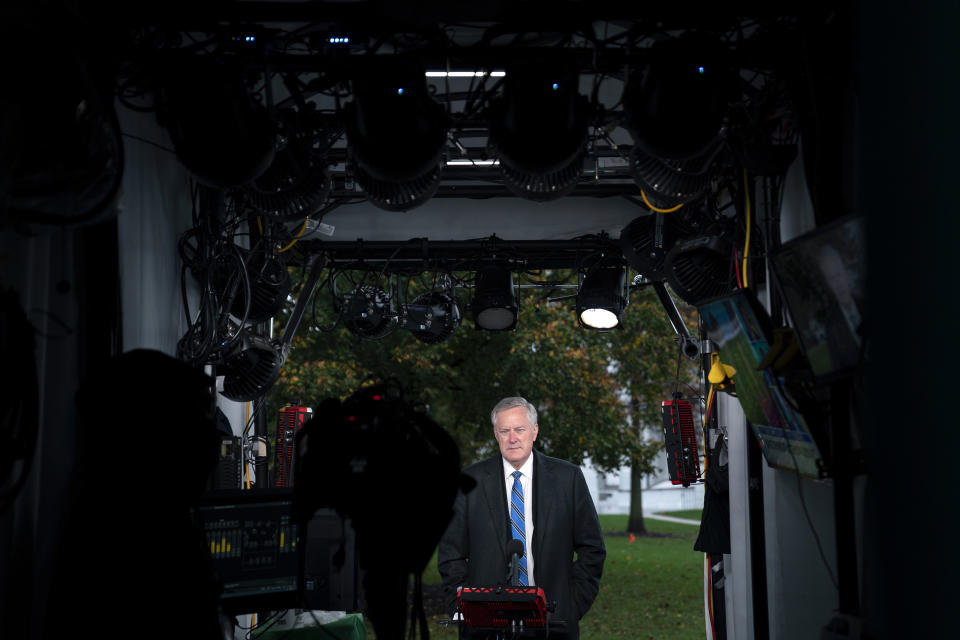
[742,169,752,287]
[783,435,840,591]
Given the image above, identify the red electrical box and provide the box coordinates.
[274,405,312,487]
[661,398,700,487]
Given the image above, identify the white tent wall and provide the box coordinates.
[0,229,83,639]
[115,104,195,355]
[721,393,754,640]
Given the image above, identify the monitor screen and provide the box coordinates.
[197,489,301,615]
[699,289,823,477]
[196,488,359,615]
[771,215,865,381]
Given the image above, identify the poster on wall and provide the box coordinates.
[699,290,822,477]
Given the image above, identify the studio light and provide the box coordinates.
[340,286,396,340]
[243,109,331,221]
[233,249,290,323]
[344,56,448,211]
[576,266,627,331]
[619,211,700,281]
[663,234,734,306]
[157,54,275,188]
[622,33,734,210]
[470,267,518,331]
[488,57,589,201]
[399,292,461,344]
[219,330,283,402]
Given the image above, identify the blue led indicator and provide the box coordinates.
[397,87,405,95]
[698,66,705,73]
[552,82,559,90]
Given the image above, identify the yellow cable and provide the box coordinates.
[640,189,685,213]
[742,170,751,288]
[703,386,715,430]
[278,218,310,253]
[256,216,263,235]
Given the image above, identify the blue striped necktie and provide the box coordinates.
[510,470,529,586]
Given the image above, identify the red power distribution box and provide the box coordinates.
[274,405,312,487]
[661,398,700,487]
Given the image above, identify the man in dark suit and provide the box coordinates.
[438,397,606,639]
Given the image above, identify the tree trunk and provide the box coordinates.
[626,464,647,535]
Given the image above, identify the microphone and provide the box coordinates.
[506,538,524,586]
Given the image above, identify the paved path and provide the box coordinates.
[645,513,701,526]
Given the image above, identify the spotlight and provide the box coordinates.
[242,110,331,221]
[219,330,283,402]
[619,211,700,280]
[157,55,275,188]
[344,56,447,211]
[470,267,518,331]
[488,57,589,201]
[622,33,734,209]
[576,266,627,331]
[663,234,734,306]
[399,292,461,344]
[339,286,396,340]
[234,249,290,323]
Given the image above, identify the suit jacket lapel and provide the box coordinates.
[532,450,553,567]
[479,455,507,560]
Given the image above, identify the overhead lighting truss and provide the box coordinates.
[119,15,796,205]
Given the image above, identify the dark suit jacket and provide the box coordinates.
[438,450,606,639]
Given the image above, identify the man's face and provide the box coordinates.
[494,406,539,469]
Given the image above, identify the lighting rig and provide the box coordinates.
[2,5,863,637]
[131,9,804,402]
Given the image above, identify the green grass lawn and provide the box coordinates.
[401,514,705,640]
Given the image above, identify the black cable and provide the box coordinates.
[121,132,174,154]
[672,342,684,398]
[783,434,840,591]
[310,268,342,333]
[243,396,268,437]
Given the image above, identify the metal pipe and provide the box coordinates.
[278,254,327,357]
[652,281,699,359]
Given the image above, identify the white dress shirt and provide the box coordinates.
[502,455,535,585]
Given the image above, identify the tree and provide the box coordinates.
[608,286,701,535]
[267,266,698,535]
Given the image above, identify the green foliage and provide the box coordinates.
[268,267,699,474]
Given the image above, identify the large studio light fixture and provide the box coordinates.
[622,33,735,210]
[470,267,518,331]
[340,285,396,340]
[344,56,448,211]
[243,109,331,221]
[399,292,461,344]
[158,54,275,188]
[488,57,589,201]
[576,266,628,330]
[219,330,284,402]
[663,234,734,306]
